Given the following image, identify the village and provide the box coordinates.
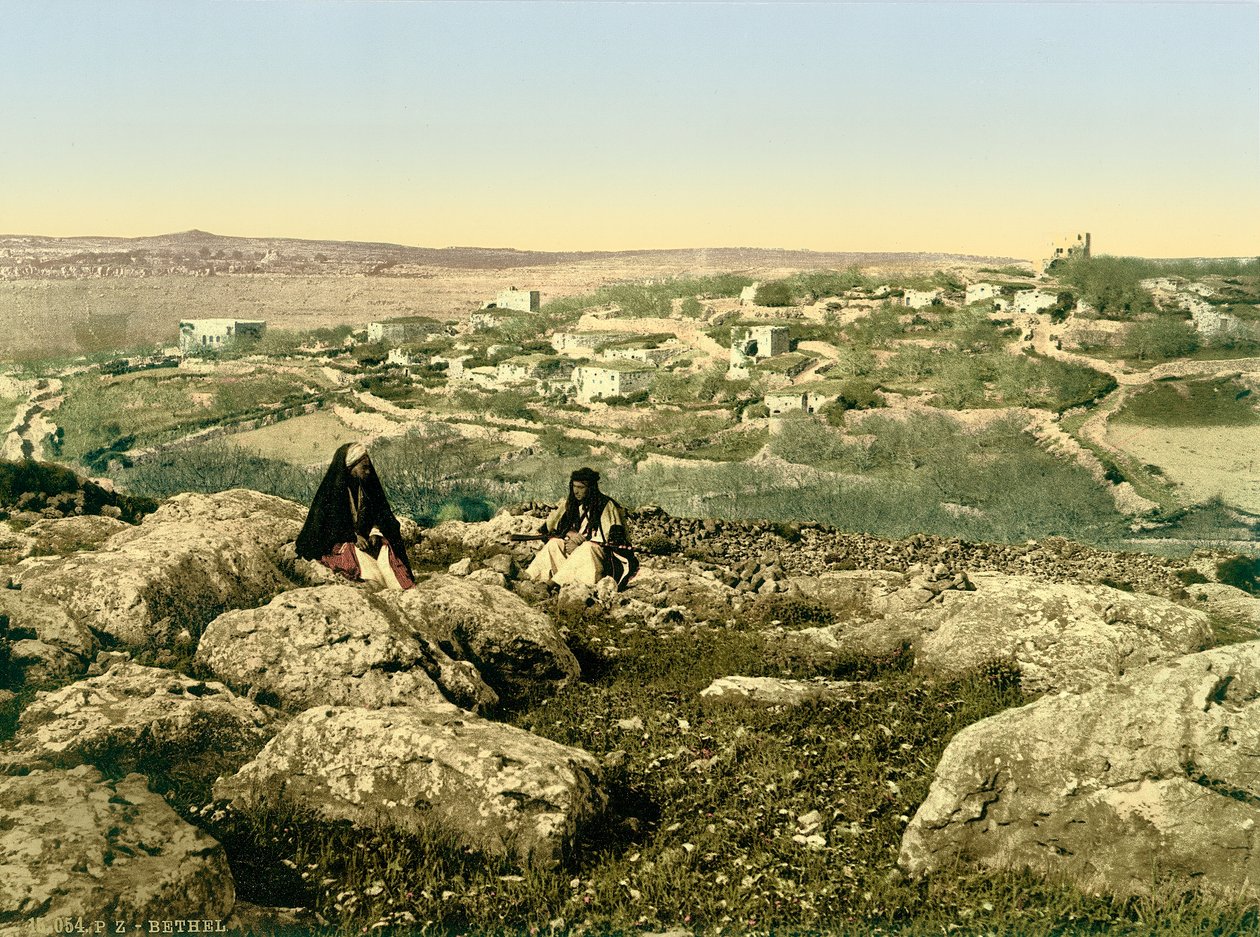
[3,232,1259,552]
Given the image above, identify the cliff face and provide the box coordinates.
[1,487,1258,928]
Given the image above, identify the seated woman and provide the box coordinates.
[296,442,415,590]
[526,466,637,589]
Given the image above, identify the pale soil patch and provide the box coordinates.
[227,410,358,466]
[1104,423,1260,512]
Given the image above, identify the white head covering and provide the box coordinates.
[345,442,369,468]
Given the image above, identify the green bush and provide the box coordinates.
[637,532,680,556]
[1217,555,1260,595]
[1114,378,1258,427]
[753,281,794,307]
[745,592,833,629]
[1126,317,1200,361]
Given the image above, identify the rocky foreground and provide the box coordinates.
[1,490,1258,932]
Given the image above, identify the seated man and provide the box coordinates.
[526,466,637,589]
[295,442,415,590]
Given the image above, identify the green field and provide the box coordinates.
[1113,377,1259,427]
[54,367,324,464]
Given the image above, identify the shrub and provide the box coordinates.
[753,281,794,307]
[745,593,832,629]
[1174,568,1210,586]
[1217,555,1260,595]
[1127,317,1200,361]
[637,533,679,556]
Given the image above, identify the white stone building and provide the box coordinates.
[964,283,1000,306]
[573,362,655,403]
[728,324,790,376]
[494,288,541,313]
[1043,232,1091,272]
[368,319,436,343]
[1011,289,1060,315]
[902,289,941,309]
[178,318,265,354]
[765,390,808,415]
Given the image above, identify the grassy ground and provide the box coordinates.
[227,410,360,465]
[54,368,322,463]
[1112,378,1259,427]
[186,615,1257,936]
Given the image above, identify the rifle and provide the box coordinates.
[509,533,547,542]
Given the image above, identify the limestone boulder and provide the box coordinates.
[0,589,99,687]
[785,570,906,618]
[900,640,1260,899]
[383,575,579,706]
[12,490,304,649]
[912,573,1212,692]
[214,704,605,868]
[196,585,497,714]
[699,676,875,707]
[1187,582,1260,639]
[0,662,273,788]
[425,512,542,556]
[0,766,235,929]
[20,514,130,558]
[785,573,1211,693]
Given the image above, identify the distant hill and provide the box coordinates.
[0,229,1023,274]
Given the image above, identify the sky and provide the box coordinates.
[1,0,1257,261]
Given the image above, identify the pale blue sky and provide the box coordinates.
[1,0,1256,259]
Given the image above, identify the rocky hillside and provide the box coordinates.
[1,488,1258,933]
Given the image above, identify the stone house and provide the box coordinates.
[902,289,941,310]
[494,288,541,313]
[432,355,470,378]
[386,347,426,367]
[740,283,761,305]
[496,354,570,384]
[573,362,655,403]
[729,325,790,377]
[470,309,518,332]
[1043,232,1090,272]
[178,318,265,354]
[964,283,1000,306]
[765,390,808,416]
[1010,289,1060,315]
[367,319,435,343]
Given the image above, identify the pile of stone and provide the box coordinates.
[622,506,1207,599]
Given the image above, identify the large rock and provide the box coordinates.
[12,490,304,649]
[0,766,235,930]
[787,573,1211,693]
[19,514,130,558]
[0,662,272,784]
[0,516,128,566]
[214,704,605,868]
[900,640,1260,898]
[785,569,906,617]
[1187,582,1260,639]
[196,585,498,714]
[0,589,99,687]
[423,512,542,557]
[383,575,580,706]
[912,574,1212,692]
